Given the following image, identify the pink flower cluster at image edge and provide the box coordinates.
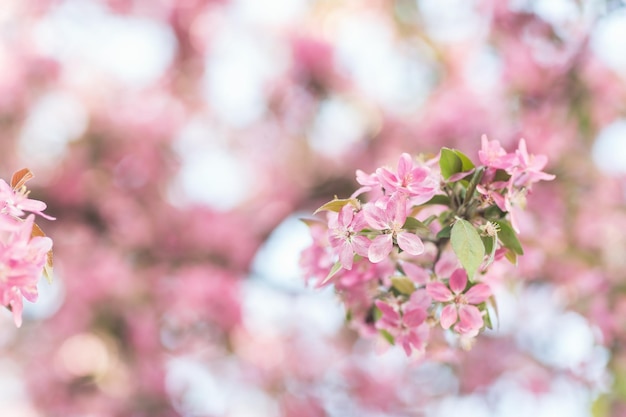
[0,173,54,327]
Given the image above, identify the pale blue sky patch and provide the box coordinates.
[591,9,626,75]
[203,19,288,128]
[592,119,626,175]
[169,118,253,211]
[308,95,374,158]
[334,12,432,111]
[18,91,88,170]
[33,0,176,87]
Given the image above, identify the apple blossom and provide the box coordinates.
[302,139,553,355]
[427,268,491,336]
[363,196,425,263]
[328,205,370,270]
[0,170,54,327]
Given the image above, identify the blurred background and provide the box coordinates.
[1,0,626,416]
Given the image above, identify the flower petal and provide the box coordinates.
[398,153,413,178]
[375,300,400,324]
[408,167,428,183]
[434,252,459,277]
[338,205,354,227]
[377,168,399,192]
[356,169,378,186]
[401,262,429,285]
[426,282,453,302]
[363,205,389,230]
[397,232,424,255]
[351,235,371,257]
[439,304,457,330]
[403,308,426,327]
[390,195,408,224]
[465,283,492,304]
[409,289,432,310]
[338,242,354,270]
[401,339,413,356]
[449,268,467,294]
[406,324,429,355]
[458,305,484,332]
[402,328,426,356]
[368,234,393,263]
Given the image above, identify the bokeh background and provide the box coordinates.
[1,0,626,416]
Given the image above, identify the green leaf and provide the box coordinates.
[314,198,357,214]
[453,149,476,172]
[372,305,382,321]
[401,217,428,233]
[613,361,626,398]
[436,224,452,239]
[493,169,511,182]
[493,219,524,255]
[504,250,517,265]
[439,148,463,180]
[463,167,485,205]
[483,205,505,218]
[422,214,438,226]
[487,295,499,330]
[483,307,493,330]
[391,275,416,295]
[423,194,451,206]
[320,261,343,285]
[299,218,326,228]
[439,148,476,181]
[481,235,493,254]
[481,233,497,269]
[451,218,485,281]
[591,394,610,417]
[379,329,395,345]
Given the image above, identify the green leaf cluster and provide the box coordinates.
[439,148,475,180]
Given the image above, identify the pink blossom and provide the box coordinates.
[477,179,530,234]
[478,135,518,170]
[300,221,334,286]
[502,188,528,233]
[376,153,438,202]
[510,138,556,187]
[476,183,508,211]
[363,196,425,263]
[375,290,431,355]
[0,214,53,327]
[400,261,430,285]
[351,169,381,198]
[0,179,55,220]
[427,268,491,335]
[434,250,460,278]
[328,205,371,270]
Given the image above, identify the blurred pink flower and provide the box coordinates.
[328,205,370,270]
[375,289,431,356]
[511,138,556,187]
[0,179,55,220]
[0,214,52,326]
[427,268,491,336]
[364,196,425,263]
[377,153,438,203]
[478,135,518,170]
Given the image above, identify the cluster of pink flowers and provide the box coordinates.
[301,136,554,356]
[0,169,54,327]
